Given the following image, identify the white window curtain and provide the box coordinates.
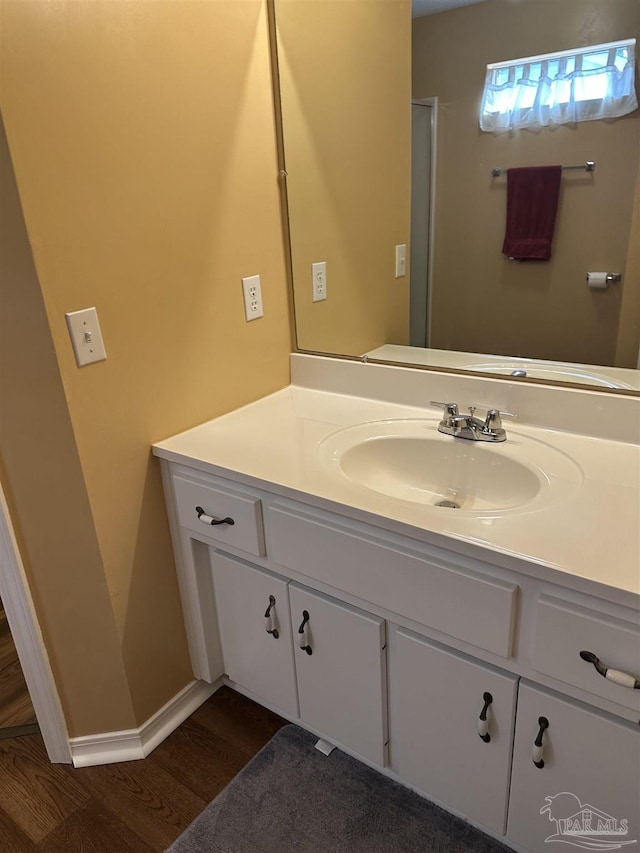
[480,39,638,132]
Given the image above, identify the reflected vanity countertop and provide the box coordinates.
[366,344,640,391]
[153,384,640,608]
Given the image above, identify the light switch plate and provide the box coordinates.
[395,244,407,278]
[65,307,107,367]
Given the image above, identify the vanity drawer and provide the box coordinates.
[266,502,517,657]
[172,472,265,557]
[532,594,640,715]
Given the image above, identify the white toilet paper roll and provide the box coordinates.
[587,272,608,289]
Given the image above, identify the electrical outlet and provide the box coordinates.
[312,261,327,302]
[242,274,264,321]
[395,244,407,278]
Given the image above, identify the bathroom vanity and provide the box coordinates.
[153,355,640,852]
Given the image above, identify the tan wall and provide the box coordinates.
[413,0,639,365]
[277,0,412,355]
[1,0,292,734]
[0,118,137,736]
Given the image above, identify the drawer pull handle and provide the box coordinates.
[195,506,235,527]
[580,651,640,690]
[532,716,549,768]
[264,595,279,639]
[298,610,312,655]
[477,691,493,742]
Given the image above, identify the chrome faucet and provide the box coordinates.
[431,402,517,442]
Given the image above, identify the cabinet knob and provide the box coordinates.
[580,651,640,690]
[298,610,312,655]
[477,691,493,742]
[195,506,235,526]
[264,595,279,639]
[532,716,549,768]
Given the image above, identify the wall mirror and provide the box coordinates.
[272,0,639,394]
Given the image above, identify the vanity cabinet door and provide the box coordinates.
[507,682,640,853]
[390,628,518,835]
[288,583,387,766]
[211,553,299,717]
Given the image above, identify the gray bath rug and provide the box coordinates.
[166,724,511,852]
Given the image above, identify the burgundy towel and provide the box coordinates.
[502,165,562,261]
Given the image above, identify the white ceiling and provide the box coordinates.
[412,0,489,18]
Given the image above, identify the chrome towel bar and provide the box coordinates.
[491,161,595,177]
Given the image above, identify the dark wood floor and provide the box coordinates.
[0,685,287,851]
[0,602,38,733]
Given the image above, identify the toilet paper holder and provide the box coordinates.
[586,272,622,288]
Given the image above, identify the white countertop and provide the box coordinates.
[153,383,640,606]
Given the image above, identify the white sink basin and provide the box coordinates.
[318,419,583,515]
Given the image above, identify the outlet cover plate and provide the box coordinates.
[312,261,327,302]
[242,274,264,321]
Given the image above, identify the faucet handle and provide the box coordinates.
[430,401,459,415]
[484,408,518,431]
[430,401,459,427]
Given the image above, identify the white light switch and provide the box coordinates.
[395,244,407,278]
[65,307,107,367]
[312,261,327,302]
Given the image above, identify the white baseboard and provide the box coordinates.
[70,677,220,767]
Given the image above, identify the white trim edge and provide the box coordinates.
[70,677,220,767]
[0,481,72,763]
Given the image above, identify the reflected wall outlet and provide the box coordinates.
[65,307,107,367]
[395,244,407,278]
[242,274,264,321]
[312,261,327,302]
